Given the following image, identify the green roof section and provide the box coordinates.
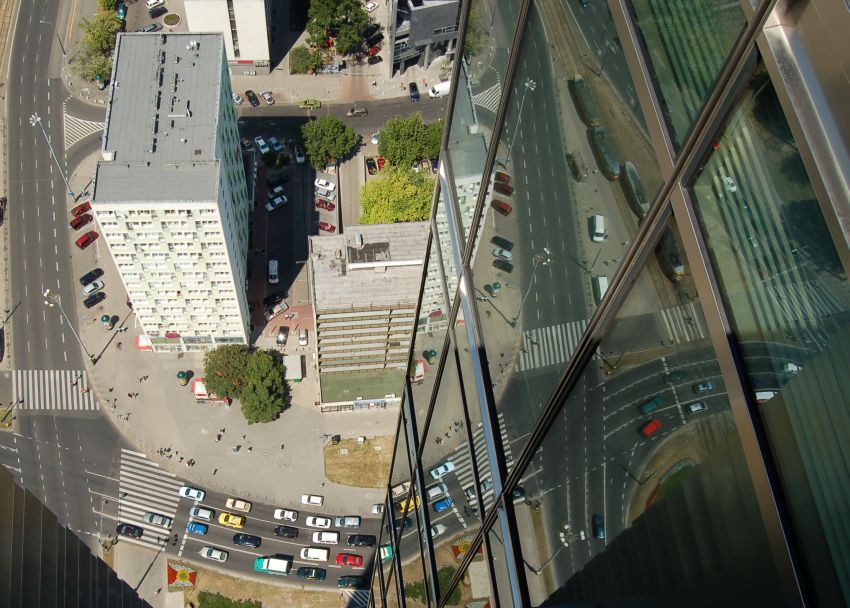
[320,369,406,403]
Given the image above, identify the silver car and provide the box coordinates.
[143,512,173,528]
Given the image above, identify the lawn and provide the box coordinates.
[323,436,394,488]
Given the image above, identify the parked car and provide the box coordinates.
[687,401,708,414]
[294,145,306,164]
[232,533,262,548]
[409,82,420,101]
[346,106,368,117]
[376,156,386,170]
[693,381,714,394]
[264,302,288,321]
[245,90,260,107]
[336,553,363,567]
[315,199,335,211]
[69,214,93,230]
[79,268,103,286]
[143,512,173,528]
[306,516,331,529]
[179,486,205,501]
[429,461,456,479]
[433,497,454,513]
[430,524,447,538]
[297,567,326,581]
[199,546,228,562]
[265,195,288,212]
[71,201,91,217]
[364,1,378,12]
[318,221,336,233]
[226,498,252,512]
[116,523,143,538]
[260,90,275,105]
[218,512,245,529]
[640,419,662,438]
[268,136,284,153]
[314,178,336,191]
[254,136,270,154]
[367,32,384,46]
[232,92,243,105]
[367,55,383,65]
[276,326,289,346]
[493,247,513,261]
[363,23,381,38]
[490,199,513,215]
[240,137,253,151]
[263,291,287,307]
[491,236,513,250]
[367,45,381,56]
[273,508,297,521]
[493,259,514,273]
[81,280,104,297]
[494,170,512,185]
[83,292,106,309]
[302,494,324,506]
[347,534,376,547]
[334,516,361,528]
[273,525,299,539]
[315,187,336,201]
[338,575,365,588]
[396,495,420,513]
[186,521,208,535]
[366,157,378,175]
[494,181,514,196]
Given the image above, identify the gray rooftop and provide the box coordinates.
[94,33,225,203]
[310,223,429,310]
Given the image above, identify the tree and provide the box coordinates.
[72,50,112,82]
[359,167,433,224]
[335,26,363,57]
[240,351,286,424]
[379,114,428,169]
[289,46,324,74]
[97,0,117,10]
[203,345,251,398]
[307,0,336,40]
[301,116,357,169]
[306,0,368,56]
[424,120,444,160]
[80,12,122,55]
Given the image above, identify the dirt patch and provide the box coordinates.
[180,564,345,608]
[323,436,393,488]
[399,534,479,606]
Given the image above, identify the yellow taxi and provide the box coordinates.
[218,512,245,529]
[395,496,421,514]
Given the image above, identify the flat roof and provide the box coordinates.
[310,223,429,310]
[94,33,224,203]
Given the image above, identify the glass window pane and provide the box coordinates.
[435,189,460,302]
[689,64,850,606]
[470,0,663,472]
[516,224,792,605]
[389,411,412,506]
[488,521,516,608]
[629,0,746,146]
[447,0,524,241]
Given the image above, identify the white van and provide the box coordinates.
[299,328,308,346]
[189,506,214,521]
[312,531,339,545]
[300,546,329,562]
[428,81,451,98]
[268,259,279,284]
[590,215,606,242]
[253,555,291,575]
[146,0,165,9]
[592,275,609,304]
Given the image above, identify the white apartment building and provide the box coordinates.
[184,0,272,75]
[92,33,251,352]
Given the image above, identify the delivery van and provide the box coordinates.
[253,555,292,575]
[590,215,606,242]
[592,275,609,304]
[428,81,451,98]
[268,259,279,284]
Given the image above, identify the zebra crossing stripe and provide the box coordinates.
[12,370,99,410]
[62,102,104,151]
[340,589,371,607]
[472,82,502,114]
[117,449,182,551]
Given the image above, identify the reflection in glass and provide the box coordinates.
[389,410,412,492]
[447,0,523,241]
[690,66,850,606]
[488,523,515,608]
[515,225,790,606]
[469,1,663,475]
[630,0,745,146]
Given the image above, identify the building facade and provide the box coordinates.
[391,0,461,74]
[184,0,272,74]
[371,0,850,607]
[94,33,251,352]
[309,223,428,407]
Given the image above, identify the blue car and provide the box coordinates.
[186,521,208,535]
[433,497,453,513]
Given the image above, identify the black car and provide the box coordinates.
[148,5,167,17]
[367,33,384,46]
[347,534,377,547]
[592,514,605,539]
[297,567,327,581]
[232,533,262,548]
[116,523,143,538]
[240,137,254,152]
[79,268,104,286]
[493,259,514,273]
[338,575,365,588]
[245,90,260,107]
[367,55,383,66]
[83,292,106,309]
[263,290,287,307]
[409,82,420,102]
[386,516,412,533]
[363,23,380,38]
[273,525,299,539]
[490,236,514,251]
[137,23,162,32]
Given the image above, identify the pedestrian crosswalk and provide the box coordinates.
[116,448,182,551]
[517,319,589,372]
[12,370,99,411]
[450,412,513,511]
[659,301,707,344]
[472,82,502,114]
[340,589,371,607]
[62,101,104,151]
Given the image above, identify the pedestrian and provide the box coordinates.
[500,352,505,358]
[178,456,184,463]
[247,446,253,452]
[321,482,325,487]
[108,387,114,392]
[213,468,218,475]
[155,588,161,596]
[215,434,221,442]
[241,434,246,440]
[115,342,122,350]
[137,377,143,383]
[127,393,133,399]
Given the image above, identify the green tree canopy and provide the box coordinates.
[72,51,112,83]
[98,0,118,10]
[301,116,358,169]
[198,591,262,608]
[289,46,324,74]
[307,0,368,54]
[335,26,362,56]
[240,351,287,424]
[202,345,251,398]
[424,120,444,160]
[378,114,442,169]
[80,12,122,54]
[359,167,433,224]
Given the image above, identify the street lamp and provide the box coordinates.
[499,78,536,167]
[43,289,96,362]
[511,247,551,326]
[30,115,74,198]
[38,20,68,63]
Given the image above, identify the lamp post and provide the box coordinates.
[30,114,74,198]
[499,78,536,167]
[38,20,68,63]
[43,289,96,362]
[511,247,551,326]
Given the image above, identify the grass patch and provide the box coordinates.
[404,566,461,605]
[199,591,262,608]
[658,463,696,501]
[323,436,393,488]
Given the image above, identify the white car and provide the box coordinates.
[371,503,384,515]
[265,195,288,212]
[334,516,361,528]
[429,461,456,480]
[370,131,380,145]
[302,494,324,506]
[687,401,708,414]
[178,486,205,501]
[260,90,275,105]
[430,524,447,538]
[426,483,448,500]
[306,516,331,529]
[225,497,252,512]
[199,546,228,562]
[268,136,284,153]
[493,247,513,261]
[254,136,270,154]
[273,508,298,521]
[364,1,378,12]
[81,280,104,297]
[315,187,336,201]
[232,92,243,105]
[312,531,339,545]
[723,176,737,193]
[143,512,173,528]
[294,145,306,164]
[314,178,336,191]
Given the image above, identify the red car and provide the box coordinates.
[494,181,514,196]
[315,199,336,211]
[376,156,386,170]
[318,221,336,233]
[494,171,512,185]
[71,201,91,217]
[75,231,99,249]
[367,45,381,57]
[640,419,662,438]
[69,213,93,230]
[336,553,363,567]
[490,199,513,215]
